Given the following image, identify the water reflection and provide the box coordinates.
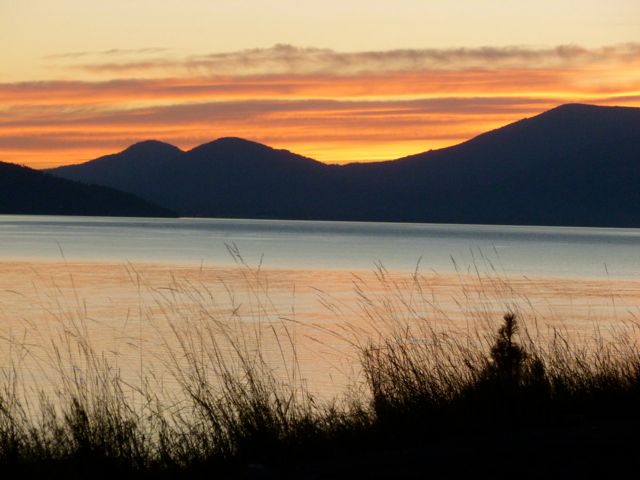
[1,260,639,401]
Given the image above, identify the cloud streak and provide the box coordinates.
[70,43,640,77]
[0,97,550,129]
[44,47,170,60]
[2,65,635,108]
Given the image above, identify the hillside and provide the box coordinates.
[0,161,175,217]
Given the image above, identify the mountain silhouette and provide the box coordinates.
[47,104,640,227]
[0,161,175,217]
[50,137,331,218]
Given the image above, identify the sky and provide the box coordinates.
[2,0,640,167]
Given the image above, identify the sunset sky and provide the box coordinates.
[3,0,640,167]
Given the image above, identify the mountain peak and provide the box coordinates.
[122,140,182,156]
[190,137,272,154]
[214,136,264,146]
[539,103,640,120]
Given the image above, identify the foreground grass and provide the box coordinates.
[2,263,640,478]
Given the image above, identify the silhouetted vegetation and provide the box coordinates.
[2,279,640,478]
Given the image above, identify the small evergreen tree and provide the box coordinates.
[489,313,527,385]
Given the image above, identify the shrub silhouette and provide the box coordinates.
[488,312,528,385]
[478,313,550,425]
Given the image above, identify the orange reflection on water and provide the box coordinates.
[1,260,639,401]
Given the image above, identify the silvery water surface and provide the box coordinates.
[1,215,639,278]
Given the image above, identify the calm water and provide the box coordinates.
[1,215,640,278]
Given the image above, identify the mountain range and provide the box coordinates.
[40,103,640,227]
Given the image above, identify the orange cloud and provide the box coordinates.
[4,66,639,107]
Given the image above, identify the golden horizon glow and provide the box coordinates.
[3,2,640,168]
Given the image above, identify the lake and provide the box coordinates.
[2,215,640,277]
[1,215,639,400]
